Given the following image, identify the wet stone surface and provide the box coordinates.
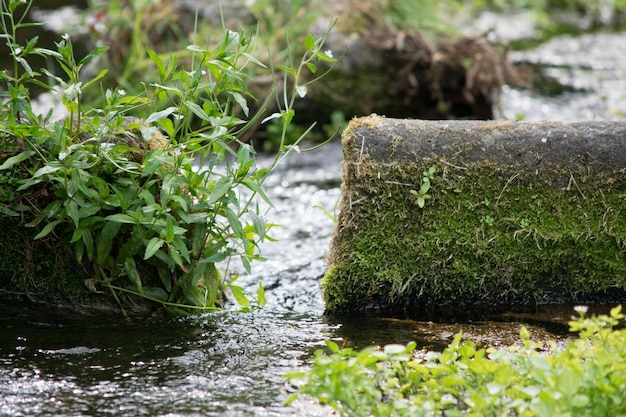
[499,33,626,121]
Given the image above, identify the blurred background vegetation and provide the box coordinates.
[3,0,626,149]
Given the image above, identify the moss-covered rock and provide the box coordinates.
[323,115,626,318]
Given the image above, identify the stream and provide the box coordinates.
[2,3,626,417]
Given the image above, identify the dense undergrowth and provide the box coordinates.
[0,0,336,317]
[73,0,626,139]
[286,305,626,417]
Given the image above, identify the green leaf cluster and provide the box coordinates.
[287,306,626,417]
[0,0,336,317]
[410,165,436,209]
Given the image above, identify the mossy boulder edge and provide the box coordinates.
[0,216,159,319]
[323,115,626,318]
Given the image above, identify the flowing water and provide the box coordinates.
[2,3,626,416]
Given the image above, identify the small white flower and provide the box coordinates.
[324,49,333,58]
[227,30,239,41]
[14,47,22,56]
[574,305,588,315]
[201,70,207,76]
[62,33,70,41]
[118,89,126,96]
[58,151,69,161]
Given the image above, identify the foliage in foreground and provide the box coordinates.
[286,306,626,416]
[0,0,336,316]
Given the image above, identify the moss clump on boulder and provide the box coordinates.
[0,217,157,318]
[323,115,626,318]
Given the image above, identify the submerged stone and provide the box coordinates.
[323,115,626,318]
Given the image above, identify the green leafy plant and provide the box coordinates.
[410,165,436,208]
[0,0,337,317]
[483,214,495,226]
[286,305,626,417]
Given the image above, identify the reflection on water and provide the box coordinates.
[0,307,336,417]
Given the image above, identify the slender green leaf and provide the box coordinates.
[164,218,175,242]
[0,206,19,217]
[105,213,136,224]
[33,47,62,59]
[315,50,336,62]
[16,57,34,77]
[306,62,317,74]
[143,286,169,301]
[33,220,62,240]
[168,194,188,211]
[66,200,79,227]
[276,65,296,76]
[0,150,34,170]
[96,221,121,264]
[146,48,166,79]
[172,236,191,263]
[124,257,143,293]
[70,226,83,243]
[250,212,266,239]
[185,100,211,122]
[229,285,250,308]
[78,46,110,68]
[182,283,206,307]
[231,92,249,116]
[305,33,315,51]
[224,207,243,239]
[242,178,273,207]
[82,68,108,90]
[77,204,101,219]
[145,106,177,124]
[257,282,266,307]
[325,340,340,353]
[82,228,94,260]
[145,237,165,260]
[31,164,60,178]
[208,177,232,204]
[168,245,185,271]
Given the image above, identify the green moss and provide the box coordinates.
[0,218,89,297]
[0,217,156,317]
[323,158,626,316]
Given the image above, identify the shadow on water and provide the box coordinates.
[325,303,609,353]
